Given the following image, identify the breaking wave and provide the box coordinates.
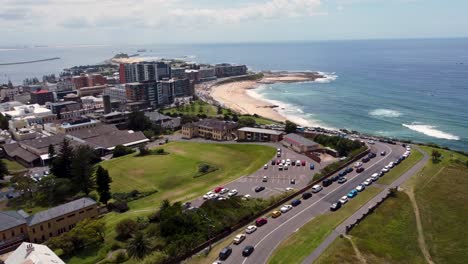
[369,109,403,118]
[402,123,460,140]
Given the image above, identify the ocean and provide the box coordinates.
[1,39,467,151]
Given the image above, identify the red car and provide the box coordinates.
[214,186,224,193]
[276,159,281,165]
[255,218,268,227]
[301,160,306,166]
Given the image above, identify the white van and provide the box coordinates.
[312,185,323,193]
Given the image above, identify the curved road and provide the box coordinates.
[221,142,405,264]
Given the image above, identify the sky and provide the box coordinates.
[1,0,468,46]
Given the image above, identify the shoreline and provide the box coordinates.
[205,71,325,126]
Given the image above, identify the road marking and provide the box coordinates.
[240,143,393,264]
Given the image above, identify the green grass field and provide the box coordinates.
[2,159,26,172]
[267,187,381,264]
[67,142,275,264]
[315,146,468,264]
[315,192,425,264]
[377,147,423,185]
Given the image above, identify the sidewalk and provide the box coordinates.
[302,146,429,264]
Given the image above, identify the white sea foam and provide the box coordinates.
[369,109,403,118]
[315,72,338,83]
[403,123,460,140]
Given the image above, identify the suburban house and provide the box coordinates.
[237,127,284,142]
[144,111,181,130]
[0,198,98,254]
[282,133,320,153]
[181,119,238,141]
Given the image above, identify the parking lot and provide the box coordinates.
[192,144,336,207]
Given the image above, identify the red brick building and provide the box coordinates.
[30,90,54,105]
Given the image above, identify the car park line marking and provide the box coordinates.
[240,143,394,264]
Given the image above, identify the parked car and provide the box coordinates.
[245,225,257,234]
[330,201,342,211]
[356,167,365,173]
[354,162,363,168]
[228,189,238,197]
[301,160,306,166]
[255,218,268,227]
[362,157,370,163]
[220,188,229,194]
[262,176,268,182]
[277,152,281,157]
[339,196,349,204]
[312,184,323,193]
[302,192,313,199]
[381,167,389,173]
[271,160,276,165]
[347,190,358,198]
[214,187,224,193]
[280,205,293,213]
[345,167,353,173]
[310,163,315,170]
[243,194,251,200]
[219,247,232,261]
[363,178,373,186]
[381,151,386,156]
[290,179,296,184]
[322,178,333,187]
[209,193,218,199]
[255,186,265,192]
[203,191,214,199]
[271,210,282,218]
[331,175,340,181]
[338,171,347,177]
[368,152,376,158]
[284,164,289,170]
[291,199,301,206]
[264,164,268,169]
[338,177,347,184]
[242,245,255,257]
[355,184,365,192]
[278,164,283,171]
[233,234,246,245]
[286,187,295,192]
[371,173,379,181]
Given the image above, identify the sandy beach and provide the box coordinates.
[207,72,323,124]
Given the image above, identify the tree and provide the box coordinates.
[47,144,56,164]
[127,111,153,131]
[0,159,8,180]
[0,113,9,130]
[232,114,239,122]
[238,117,256,128]
[217,106,223,115]
[116,219,138,240]
[127,232,151,260]
[35,176,73,205]
[431,149,442,163]
[51,139,74,178]
[71,145,96,195]
[285,120,298,134]
[113,145,135,158]
[96,166,112,204]
[138,145,151,156]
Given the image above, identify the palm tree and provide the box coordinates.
[126,232,151,260]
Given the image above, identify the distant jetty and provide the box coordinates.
[0,57,60,66]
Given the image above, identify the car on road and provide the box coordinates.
[345,167,353,173]
[214,187,224,193]
[278,164,283,171]
[209,193,219,199]
[291,199,301,206]
[271,160,276,165]
[330,201,342,211]
[271,210,282,218]
[312,184,323,193]
[338,177,347,184]
[301,160,306,166]
[242,245,255,257]
[276,159,281,165]
[381,151,386,156]
[368,140,375,144]
[347,189,358,198]
[339,196,349,204]
[338,171,347,177]
[302,192,313,199]
[356,167,365,173]
[203,191,215,199]
[354,162,363,168]
[290,179,296,184]
[220,188,229,194]
[255,218,268,227]
[245,225,257,234]
[381,167,389,173]
[368,152,377,159]
[280,204,293,213]
[255,186,265,192]
[219,247,232,261]
[284,164,289,170]
[228,189,238,197]
[281,159,286,164]
[331,175,340,181]
[262,176,268,182]
[371,173,379,181]
[363,178,373,186]
[264,164,268,169]
[355,184,365,192]
[233,234,246,245]
[322,178,333,187]
[277,152,281,157]
[310,164,315,170]
[362,157,370,163]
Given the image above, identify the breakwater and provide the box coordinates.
[0,57,60,66]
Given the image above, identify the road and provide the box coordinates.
[220,142,405,264]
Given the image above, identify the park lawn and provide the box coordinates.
[267,186,381,264]
[2,159,26,172]
[162,100,229,117]
[315,192,425,264]
[410,146,468,264]
[377,147,423,185]
[68,142,275,264]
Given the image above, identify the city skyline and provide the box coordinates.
[1,0,468,46]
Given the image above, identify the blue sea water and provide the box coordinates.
[1,39,467,151]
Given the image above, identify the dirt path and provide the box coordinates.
[343,235,367,264]
[406,188,435,264]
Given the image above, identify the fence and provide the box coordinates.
[168,147,370,264]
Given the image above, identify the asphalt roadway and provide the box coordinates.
[219,142,406,264]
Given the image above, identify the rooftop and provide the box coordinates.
[31,90,52,94]
[144,111,172,122]
[237,127,284,135]
[6,242,65,264]
[27,198,96,226]
[0,211,28,232]
[283,133,319,147]
[193,119,238,131]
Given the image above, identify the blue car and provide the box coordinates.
[345,167,353,173]
[347,190,358,198]
[291,199,302,206]
[310,164,315,170]
[338,171,347,177]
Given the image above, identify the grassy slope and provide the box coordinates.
[267,187,381,264]
[2,159,26,172]
[378,147,423,185]
[67,142,275,264]
[315,146,468,264]
[315,192,425,264]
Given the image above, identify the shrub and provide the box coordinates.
[113,145,135,158]
[107,201,129,213]
[115,219,138,240]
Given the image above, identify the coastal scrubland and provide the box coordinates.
[314,146,468,264]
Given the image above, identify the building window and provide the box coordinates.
[32,228,35,234]
[48,223,51,228]
[49,232,52,237]
[68,214,75,218]
[40,225,43,231]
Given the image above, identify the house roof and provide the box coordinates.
[31,90,52,95]
[2,143,40,163]
[237,127,284,135]
[193,119,238,131]
[144,111,172,122]
[283,133,319,147]
[0,211,27,232]
[5,242,65,264]
[27,198,96,226]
